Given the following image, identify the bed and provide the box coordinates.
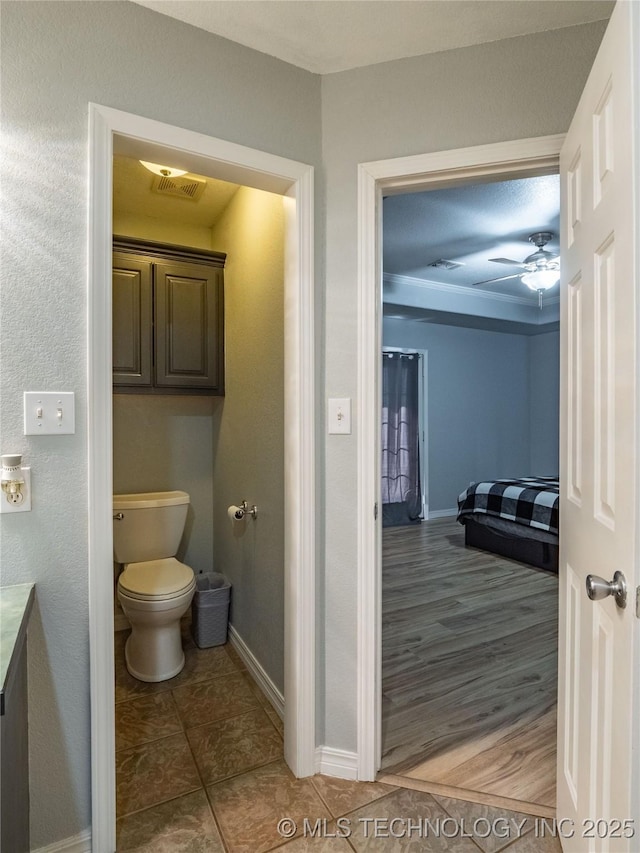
[457,477,559,572]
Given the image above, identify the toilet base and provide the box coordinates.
[124,636,185,682]
[118,579,195,682]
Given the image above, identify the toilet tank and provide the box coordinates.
[113,491,189,564]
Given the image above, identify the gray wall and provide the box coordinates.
[529,331,561,474]
[320,22,605,752]
[113,396,215,572]
[210,187,286,693]
[383,320,560,512]
[0,2,319,847]
[0,1,604,845]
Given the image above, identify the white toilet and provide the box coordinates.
[113,490,196,682]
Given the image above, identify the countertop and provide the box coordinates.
[0,583,35,715]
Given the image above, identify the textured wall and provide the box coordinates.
[320,21,606,751]
[529,331,560,474]
[113,211,214,252]
[383,320,561,511]
[113,395,216,572]
[210,187,286,692]
[383,320,532,512]
[0,2,319,847]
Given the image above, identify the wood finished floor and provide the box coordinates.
[381,517,558,809]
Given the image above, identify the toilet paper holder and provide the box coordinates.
[235,500,258,520]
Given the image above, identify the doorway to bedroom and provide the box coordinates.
[379,173,560,813]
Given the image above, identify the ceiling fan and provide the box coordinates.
[472,231,560,307]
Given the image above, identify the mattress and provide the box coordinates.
[457,477,559,536]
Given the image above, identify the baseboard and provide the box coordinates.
[315,746,358,780]
[428,508,458,519]
[31,828,92,853]
[228,624,284,719]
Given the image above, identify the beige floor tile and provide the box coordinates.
[207,759,331,853]
[346,787,479,852]
[171,643,238,686]
[431,794,534,853]
[226,642,248,670]
[241,670,276,710]
[278,833,354,851]
[187,708,283,784]
[310,776,397,818]
[501,828,563,852]
[115,635,237,704]
[173,671,261,728]
[116,733,201,817]
[115,693,182,751]
[265,705,285,737]
[116,789,224,852]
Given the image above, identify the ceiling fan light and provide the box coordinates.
[139,160,188,178]
[521,269,560,291]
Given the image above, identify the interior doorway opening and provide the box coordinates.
[378,172,561,813]
[356,134,565,792]
[88,105,316,851]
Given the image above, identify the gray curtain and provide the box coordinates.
[381,352,422,527]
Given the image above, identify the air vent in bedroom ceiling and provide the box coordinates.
[152,174,206,201]
[427,259,464,270]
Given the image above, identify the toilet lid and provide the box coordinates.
[118,558,195,599]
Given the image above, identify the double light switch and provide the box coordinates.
[24,392,75,435]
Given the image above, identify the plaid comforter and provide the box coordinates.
[457,477,559,535]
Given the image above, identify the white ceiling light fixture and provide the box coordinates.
[139,160,188,178]
[521,268,560,291]
[473,231,560,308]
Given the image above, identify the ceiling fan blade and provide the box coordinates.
[472,273,522,287]
[488,257,526,267]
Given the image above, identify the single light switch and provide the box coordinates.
[328,397,351,434]
[24,392,75,435]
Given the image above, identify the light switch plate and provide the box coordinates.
[0,467,31,513]
[24,391,76,435]
[328,397,352,434]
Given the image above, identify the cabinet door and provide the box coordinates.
[154,261,224,390]
[112,253,152,386]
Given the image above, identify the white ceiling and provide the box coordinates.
[382,174,561,332]
[132,0,614,74]
[383,174,560,296]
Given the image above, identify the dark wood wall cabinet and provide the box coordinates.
[113,237,226,395]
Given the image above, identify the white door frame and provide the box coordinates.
[88,104,316,850]
[356,134,565,780]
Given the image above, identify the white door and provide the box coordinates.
[558,2,639,851]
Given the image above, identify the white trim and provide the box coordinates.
[32,830,92,853]
[88,104,315,852]
[228,624,284,719]
[315,747,359,780]
[428,508,458,519]
[357,134,564,782]
[384,272,537,306]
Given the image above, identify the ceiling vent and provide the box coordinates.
[427,259,464,270]
[152,174,206,202]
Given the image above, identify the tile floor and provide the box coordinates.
[115,629,562,852]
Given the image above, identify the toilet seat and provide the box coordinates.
[118,557,195,601]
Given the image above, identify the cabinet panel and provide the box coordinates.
[112,254,152,386]
[154,261,223,390]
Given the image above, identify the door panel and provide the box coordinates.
[112,253,152,386]
[154,261,223,390]
[558,3,638,850]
